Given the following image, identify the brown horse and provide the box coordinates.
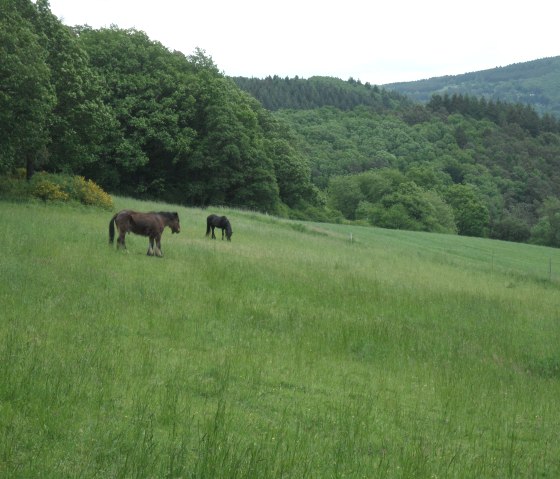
[109,210,180,256]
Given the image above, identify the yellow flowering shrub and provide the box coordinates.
[32,177,70,202]
[26,172,113,209]
[72,176,113,210]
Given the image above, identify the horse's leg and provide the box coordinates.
[221,228,225,240]
[147,237,154,256]
[154,234,163,257]
[118,230,126,250]
[211,226,216,239]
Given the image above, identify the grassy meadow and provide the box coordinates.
[1,197,559,478]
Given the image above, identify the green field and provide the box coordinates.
[1,198,559,478]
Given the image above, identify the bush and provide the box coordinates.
[1,172,113,209]
[72,176,113,209]
[530,197,560,247]
[491,215,531,242]
[32,177,70,202]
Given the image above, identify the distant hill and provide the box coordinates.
[383,56,560,117]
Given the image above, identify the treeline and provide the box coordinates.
[1,0,320,213]
[233,75,408,112]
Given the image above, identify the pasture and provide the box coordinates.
[0,197,559,478]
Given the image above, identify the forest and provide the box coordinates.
[2,0,560,247]
[1,0,320,214]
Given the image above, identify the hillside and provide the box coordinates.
[1,198,560,477]
[232,73,560,247]
[383,56,560,118]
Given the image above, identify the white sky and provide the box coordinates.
[47,0,558,85]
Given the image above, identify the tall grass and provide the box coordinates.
[1,198,559,478]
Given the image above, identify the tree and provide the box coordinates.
[258,113,320,208]
[78,27,198,195]
[0,0,55,176]
[31,0,117,175]
[187,76,280,210]
[444,184,490,237]
[405,164,452,192]
[531,197,560,247]
[357,168,405,203]
[491,213,531,243]
[78,29,292,211]
[380,181,456,233]
[327,175,363,219]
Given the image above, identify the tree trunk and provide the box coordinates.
[26,153,35,180]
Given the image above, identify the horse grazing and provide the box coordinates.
[206,214,233,241]
[109,210,180,256]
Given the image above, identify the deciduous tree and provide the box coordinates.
[0,0,54,176]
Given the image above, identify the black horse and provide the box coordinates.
[206,214,233,241]
[109,210,180,256]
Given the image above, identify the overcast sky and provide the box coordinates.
[47,0,558,85]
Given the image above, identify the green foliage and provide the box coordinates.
[234,75,410,111]
[31,176,70,202]
[32,1,118,174]
[2,2,320,213]
[329,170,457,234]
[491,212,532,243]
[444,184,490,237]
[0,0,55,175]
[405,163,453,191]
[327,175,364,219]
[260,115,320,208]
[76,26,197,192]
[275,107,425,189]
[531,196,560,247]
[427,93,559,136]
[275,94,560,245]
[76,27,319,212]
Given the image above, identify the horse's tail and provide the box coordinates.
[109,214,118,244]
[205,220,211,237]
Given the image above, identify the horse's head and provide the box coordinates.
[170,212,181,234]
[226,222,233,241]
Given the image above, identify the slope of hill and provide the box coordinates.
[1,198,560,477]
[233,71,560,247]
[384,56,560,117]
